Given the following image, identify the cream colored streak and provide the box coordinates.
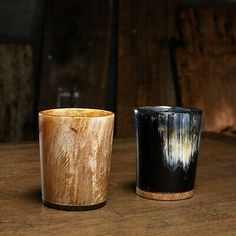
[159,126,198,171]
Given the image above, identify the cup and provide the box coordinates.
[39,108,114,210]
[134,106,202,200]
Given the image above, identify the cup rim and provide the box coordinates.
[39,108,114,118]
[134,106,202,114]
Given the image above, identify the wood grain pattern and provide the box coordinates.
[39,108,114,208]
[0,44,34,142]
[136,188,194,201]
[175,4,236,134]
[117,0,179,137]
[0,134,236,235]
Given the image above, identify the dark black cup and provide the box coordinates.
[134,106,203,200]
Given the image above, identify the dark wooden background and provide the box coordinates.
[0,0,235,142]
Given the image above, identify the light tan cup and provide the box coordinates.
[39,108,114,210]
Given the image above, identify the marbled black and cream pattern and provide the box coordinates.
[157,112,202,171]
[134,106,203,196]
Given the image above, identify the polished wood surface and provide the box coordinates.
[1,133,236,235]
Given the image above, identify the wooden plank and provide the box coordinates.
[0,44,34,142]
[117,0,178,137]
[0,135,236,235]
[39,0,112,110]
[176,4,236,134]
[177,4,236,54]
[176,53,236,133]
[0,0,38,41]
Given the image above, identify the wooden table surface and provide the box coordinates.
[0,133,236,235]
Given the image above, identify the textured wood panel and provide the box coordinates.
[39,0,112,110]
[0,44,34,142]
[117,0,178,137]
[0,134,236,235]
[177,4,236,54]
[176,4,236,134]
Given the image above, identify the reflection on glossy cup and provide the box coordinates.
[134,106,202,200]
[39,108,114,210]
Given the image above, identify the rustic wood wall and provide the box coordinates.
[39,0,112,111]
[1,0,235,141]
[0,0,44,142]
[0,44,34,142]
[175,3,236,134]
[117,0,180,137]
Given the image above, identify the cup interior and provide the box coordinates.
[39,108,113,117]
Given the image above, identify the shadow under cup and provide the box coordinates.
[39,108,114,210]
[134,106,203,200]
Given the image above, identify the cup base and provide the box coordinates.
[136,187,194,201]
[42,200,106,211]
